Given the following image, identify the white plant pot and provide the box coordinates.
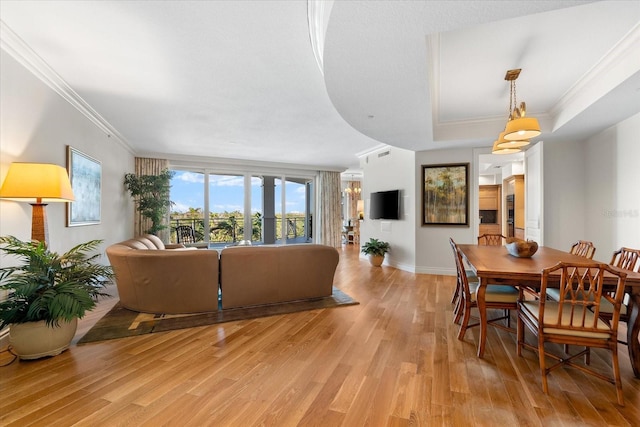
[10,318,78,360]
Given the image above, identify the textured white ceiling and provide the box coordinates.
[1,1,639,171]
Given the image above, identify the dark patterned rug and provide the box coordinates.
[78,287,358,344]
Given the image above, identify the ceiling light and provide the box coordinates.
[495,131,529,149]
[501,69,541,142]
[492,139,521,155]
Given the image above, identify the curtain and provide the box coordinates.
[318,171,342,248]
[133,157,170,242]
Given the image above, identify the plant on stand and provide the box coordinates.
[0,236,113,360]
[124,169,175,235]
[361,238,390,267]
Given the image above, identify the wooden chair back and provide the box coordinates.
[477,233,506,246]
[539,262,627,335]
[175,225,197,244]
[449,238,471,300]
[610,247,640,272]
[569,240,596,259]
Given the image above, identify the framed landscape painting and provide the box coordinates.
[421,163,469,226]
[67,146,101,226]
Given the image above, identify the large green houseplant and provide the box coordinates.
[0,236,113,359]
[361,238,390,267]
[124,169,175,235]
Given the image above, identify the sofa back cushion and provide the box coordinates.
[219,244,339,309]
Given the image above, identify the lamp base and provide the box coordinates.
[30,203,49,246]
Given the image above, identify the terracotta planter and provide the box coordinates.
[10,318,78,360]
[368,254,385,267]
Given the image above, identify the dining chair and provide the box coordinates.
[569,240,596,259]
[477,233,506,246]
[598,247,640,343]
[547,240,598,302]
[449,238,519,340]
[517,262,628,406]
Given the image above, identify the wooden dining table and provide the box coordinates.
[457,244,640,378]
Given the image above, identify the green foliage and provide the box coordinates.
[124,169,175,235]
[361,238,390,257]
[0,236,113,329]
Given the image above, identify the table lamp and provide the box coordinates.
[0,163,75,246]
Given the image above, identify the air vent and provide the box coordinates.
[378,151,390,158]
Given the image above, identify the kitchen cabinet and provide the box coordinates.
[479,185,499,210]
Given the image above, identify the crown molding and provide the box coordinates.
[549,22,640,130]
[0,21,134,155]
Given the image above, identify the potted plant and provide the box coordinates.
[0,236,113,360]
[124,169,175,235]
[361,238,390,267]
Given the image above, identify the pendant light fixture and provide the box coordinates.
[502,68,540,141]
[492,69,539,154]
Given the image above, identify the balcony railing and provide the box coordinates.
[169,214,308,245]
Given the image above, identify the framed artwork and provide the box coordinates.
[421,163,469,226]
[67,146,101,226]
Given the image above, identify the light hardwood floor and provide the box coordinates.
[1,245,639,426]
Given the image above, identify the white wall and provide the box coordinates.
[584,112,640,262]
[541,138,587,251]
[415,148,474,275]
[360,146,416,271]
[0,50,135,263]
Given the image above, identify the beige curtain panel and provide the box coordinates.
[318,171,342,248]
[133,157,170,242]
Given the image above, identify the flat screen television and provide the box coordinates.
[369,190,400,220]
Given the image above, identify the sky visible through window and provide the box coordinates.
[170,171,306,214]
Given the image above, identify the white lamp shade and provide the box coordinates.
[0,163,75,203]
[504,117,541,141]
[495,131,530,149]
[492,139,521,155]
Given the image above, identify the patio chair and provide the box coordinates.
[517,262,627,406]
[175,225,197,244]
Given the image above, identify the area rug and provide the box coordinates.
[78,287,358,344]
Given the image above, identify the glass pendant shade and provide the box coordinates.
[504,117,541,141]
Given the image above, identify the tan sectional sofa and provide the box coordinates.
[220,244,339,309]
[106,237,340,314]
[106,235,220,314]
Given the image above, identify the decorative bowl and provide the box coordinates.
[505,238,538,258]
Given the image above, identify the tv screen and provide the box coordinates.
[369,190,400,220]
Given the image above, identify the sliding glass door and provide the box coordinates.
[170,169,314,247]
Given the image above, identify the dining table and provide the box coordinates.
[457,244,640,378]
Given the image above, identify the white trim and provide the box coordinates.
[0,21,134,155]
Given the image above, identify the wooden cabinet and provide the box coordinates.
[479,185,499,210]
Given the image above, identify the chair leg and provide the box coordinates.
[611,344,624,406]
[538,337,548,394]
[451,282,459,304]
[453,298,463,324]
[457,304,471,340]
[516,313,524,357]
